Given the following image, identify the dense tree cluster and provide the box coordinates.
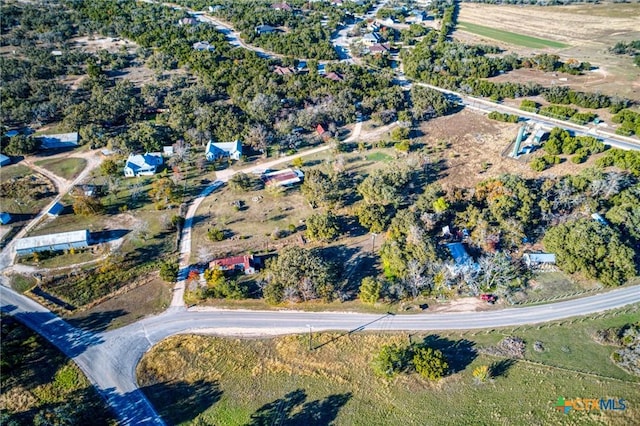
[262,246,337,304]
[611,109,640,137]
[609,40,640,67]
[487,111,519,123]
[372,342,449,381]
[543,219,636,286]
[541,127,605,164]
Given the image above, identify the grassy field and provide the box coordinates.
[457,21,568,49]
[0,315,116,425]
[34,157,87,180]
[138,306,640,425]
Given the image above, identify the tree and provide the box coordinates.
[411,86,454,120]
[207,227,225,241]
[412,347,448,381]
[72,195,104,216]
[149,177,178,209]
[159,260,178,282]
[372,344,409,378]
[355,202,390,233]
[359,276,382,304]
[301,168,340,208]
[1,134,40,156]
[305,212,340,242]
[263,247,336,304]
[100,158,119,177]
[228,172,261,192]
[246,123,273,156]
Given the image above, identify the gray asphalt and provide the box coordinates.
[2,284,640,425]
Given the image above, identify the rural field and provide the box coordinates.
[456,2,640,100]
[137,306,640,425]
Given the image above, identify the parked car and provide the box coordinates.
[481,294,497,304]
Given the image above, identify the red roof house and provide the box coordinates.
[210,255,256,275]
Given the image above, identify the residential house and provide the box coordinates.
[406,10,427,23]
[256,24,277,35]
[523,253,556,268]
[272,2,292,11]
[38,132,79,150]
[0,154,11,167]
[14,229,90,256]
[316,124,332,140]
[368,43,390,54]
[192,41,216,52]
[163,145,175,156]
[324,71,344,82]
[273,65,296,76]
[179,17,198,26]
[210,255,257,275]
[362,32,381,46]
[123,153,163,177]
[205,140,243,161]
[446,242,473,266]
[47,202,64,217]
[262,168,304,187]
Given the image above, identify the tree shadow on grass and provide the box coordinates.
[419,335,477,374]
[489,358,516,379]
[66,309,128,333]
[247,389,352,426]
[140,379,222,425]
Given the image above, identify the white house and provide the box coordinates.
[205,140,242,161]
[123,153,163,177]
[523,253,556,268]
[192,41,215,52]
[362,32,381,46]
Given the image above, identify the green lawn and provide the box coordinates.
[365,151,394,162]
[34,157,87,180]
[457,21,569,49]
[138,306,640,425]
[0,315,116,425]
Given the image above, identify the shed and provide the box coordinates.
[262,168,304,187]
[38,132,79,149]
[0,154,11,167]
[0,212,11,225]
[47,202,64,217]
[14,229,90,256]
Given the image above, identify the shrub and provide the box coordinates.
[412,347,449,381]
[159,260,179,282]
[207,227,225,242]
[359,277,382,304]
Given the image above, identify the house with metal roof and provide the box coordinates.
[14,229,90,256]
[446,242,473,266]
[192,41,215,52]
[205,140,243,161]
[209,255,257,275]
[123,153,163,177]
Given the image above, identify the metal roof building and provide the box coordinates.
[15,229,90,256]
[38,132,79,149]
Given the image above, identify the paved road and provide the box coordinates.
[2,283,640,424]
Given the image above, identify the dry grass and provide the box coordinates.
[138,307,640,425]
[456,3,640,100]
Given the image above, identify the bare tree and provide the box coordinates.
[246,124,272,156]
[405,259,428,298]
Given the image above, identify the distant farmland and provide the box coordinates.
[457,21,569,49]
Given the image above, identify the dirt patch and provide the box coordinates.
[65,277,172,331]
[429,296,494,313]
[456,3,640,100]
[420,110,530,189]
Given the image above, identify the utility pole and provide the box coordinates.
[307,324,312,351]
[371,232,377,253]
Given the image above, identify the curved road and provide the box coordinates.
[2,283,640,425]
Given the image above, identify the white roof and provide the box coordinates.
[125,153,163,170]
[15,229,89,251]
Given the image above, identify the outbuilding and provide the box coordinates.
[14,229,91,256]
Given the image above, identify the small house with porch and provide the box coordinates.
[123,153,163,177]
[205,140,243,161]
